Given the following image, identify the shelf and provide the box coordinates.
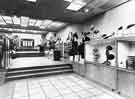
[85,61,116,69]
[86,61,135,74]
[85,36,135,45]
[117,67,135,74]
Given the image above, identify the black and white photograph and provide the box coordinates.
[0,0,134,99]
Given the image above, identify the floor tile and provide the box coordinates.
[79,83,94,89]
[0,96,11,99]
[13,90,28,98]
[44,88,60,98]
[95,93,116,99]
[48,96,63,99]
[29,88,43,95]
[63,93,81,99]
[87,88,103,95]
[0,73,126,99]
[13,96,29,99]
[76,90,95,98]
[70,85,84,92]
[30,93,46,99]
[58,88,73,95]
[86,97,97,99]
[29,84,41,89]
[0,83,14,97]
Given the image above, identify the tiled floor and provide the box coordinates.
[0,74,126,99]
[9,57,68,69]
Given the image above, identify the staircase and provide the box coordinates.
[13,52,44,58]
[6,64,73,81]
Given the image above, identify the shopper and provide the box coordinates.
[71,33,78,61]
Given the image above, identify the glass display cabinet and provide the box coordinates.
[85,36,135,98]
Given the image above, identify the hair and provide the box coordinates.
[73,33,78,39]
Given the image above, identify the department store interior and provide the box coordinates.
[0,0,135,99]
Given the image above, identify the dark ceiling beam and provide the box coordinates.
[0,24,58,32]
[0,29,49,35]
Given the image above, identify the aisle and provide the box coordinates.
[0,74,126,99]
[9,57,67,69]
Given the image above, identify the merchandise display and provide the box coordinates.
[85,40,116,66]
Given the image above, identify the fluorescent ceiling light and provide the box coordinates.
[2,16,12,24]
[64,0,72,2]
[66,1,86,11]
[26,0,37,2]
[29,19,36,26]
[12,16,20,25]
[21,16,29,27]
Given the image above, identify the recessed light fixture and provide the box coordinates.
[66,1,86,11]
[84,8,89,13]
[26,0,37,2]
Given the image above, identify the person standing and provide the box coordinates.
[71,33,78,61]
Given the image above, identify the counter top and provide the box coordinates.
[85,61,135,74]
[85,61,116,69]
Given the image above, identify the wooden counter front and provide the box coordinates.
[85,61,117,90]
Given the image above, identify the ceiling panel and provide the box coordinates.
[12,16,20,25]
[0,0,131,32]
[29,19,37,26]
[2,15,12,24]
[0,16,6,25]
[99,0,129,10]
[21,16,29,27]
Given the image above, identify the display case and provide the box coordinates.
[85,36,135,98]
[85,38,117,90]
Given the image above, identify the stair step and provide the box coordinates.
[6,66,71,76]
[8,64,72,71]
[6,69,73,81]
